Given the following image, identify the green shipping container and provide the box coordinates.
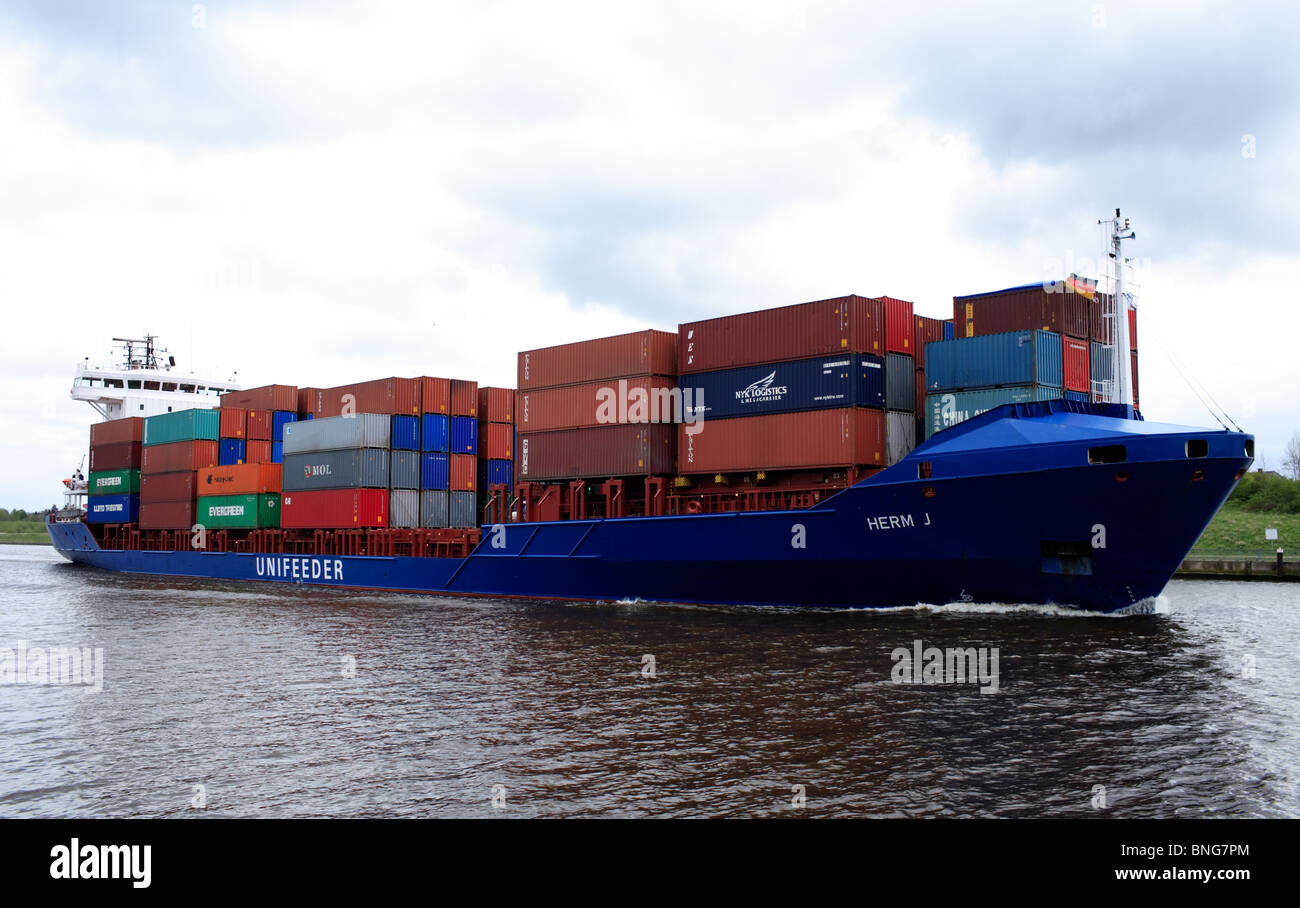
[196,493,281,529]
[88,469,140,496]
[143,409,220,447]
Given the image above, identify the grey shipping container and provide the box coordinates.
[923,385,1062,439]
[885,353,916,411]
[282,448,390,491]
[390,450,420,490]
[886,410,916,465]
[449,491,477,528]
[389,489,420,528]
[282,413,391,455]
[420,490,450,528]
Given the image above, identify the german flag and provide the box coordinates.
[1064,273,1097,299]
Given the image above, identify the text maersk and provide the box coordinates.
[255,555,345,581]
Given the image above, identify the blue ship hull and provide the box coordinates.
[48,402,1253,613]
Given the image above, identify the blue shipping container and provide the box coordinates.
[87,493,139,524]
[391,415,419,451]
[1064,390,1089,402]
[924,385,1062,438]
[421,452,450,491]
[924,329,1063,392]
[271,442,283,464]
[943,321,955,340]
[272,411,297,442]
[478,458,513,489]
[421,414,450,453]
[680,355,885,421]
[219,439,246,465]
[450,416,478,454]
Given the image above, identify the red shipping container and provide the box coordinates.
[220,385,297,412]
[219,406,247,439]
[450,454,477,491]
[960,284,1090,340]
[450,379,478,417]
[518,377,680,432]
[912,315,947,369]
[198,463,282,495]
[520,329,677,389]
[141,470,198,502]
[89,417,143,447]
[281,489,388,528]
[296,387,318,416]
[478,386,514,423]
[1063,336,1091,393]
[308,378,421,418]
[677,408,885,474]
[246,409,273,441]
[246,440,273,464]
[418,377,451,414]
[680,296,884,374]
[1129,306,1138,351]
[139,499,198,530]
[518,425,676,481]
[89,441,141,471]
[141,440,220,475]
[480,422,514,460]
[878,296,915,355]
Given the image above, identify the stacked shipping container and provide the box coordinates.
[87,417,143,524]
[281,414,391,528]
[140,409,221,529]
[517,329,678,483]
[476,386,515,523]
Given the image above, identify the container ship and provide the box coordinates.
[48,214,1254,612]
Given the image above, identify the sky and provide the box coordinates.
[1,0,1296,509]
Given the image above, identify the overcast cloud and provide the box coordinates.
[1,0,1295,509]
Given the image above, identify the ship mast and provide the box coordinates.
[1099,209,1135,406]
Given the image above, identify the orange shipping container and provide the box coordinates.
[418,377,451,414]
[1063,336,1091,393]
[520,329,677,389]
[246,440,273,464]
[246,409,273,441]
[677,408,886,474]
[480,423,514,460]
[221,385,298,412]
[450,454,477,491]
[518,377,680,432]
[219,407,246,439]
[478,386,514,423]
[450,379,478,417]
[198,462,283,495]
[307,378,421,418]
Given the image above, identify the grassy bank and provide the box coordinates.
[0,518,52,545]
[1192,505,1300,555]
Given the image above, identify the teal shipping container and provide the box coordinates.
[924,385,1062,438]
[143,409,220,447]
[923,330,1063,393]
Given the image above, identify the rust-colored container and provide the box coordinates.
[281,489,388,529]
[141,470,198,503]
[246,409,273,441]
[959,283,1090,340]
[418,377,451,414]
[1131,350,1139,406]
[220,384,297,412]
[296,387,318,416]
[517,425,676,481]
[1129,306,1138,351]
[679,296,884,374]
[141,440,220,475]
[139,499,198,530]
[1086,294,1138,351]
[913,315,947,369]
[677,408,886,474]
[1062,336,1091,393]
[198,462,282,495]
[307,378,421,418]
[245,440,273,464]
[480,423,514,460]
[89,417,143,447]
[450,379,478,417]
[450,454,477,491]
[219,406,246,439]
[89,441,141,472]
[520,329,677,389]
[518,377,679,432]
[478,386,514,423]
[879,296,915,355]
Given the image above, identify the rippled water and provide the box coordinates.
[1,543,1296,818]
